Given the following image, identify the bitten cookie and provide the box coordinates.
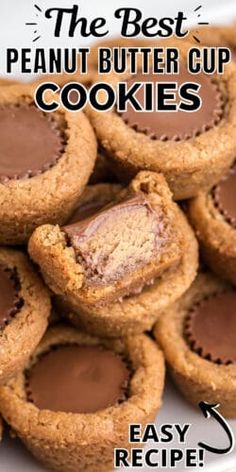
[155,271,236,418]
[0,85,96,245]
[88,42,236,200]
[0,248,50,385]
[29,171,198,337]
[187,163,236,285]
[0,78,19,86]
[0,324,165,472]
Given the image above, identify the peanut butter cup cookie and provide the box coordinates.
[0,248,50,385]
[0,85,96,245]
[155,271,236,418]
[88,43,236,200]
[188,163,236,284]
[29,171,198,337]
[0,324,165,472]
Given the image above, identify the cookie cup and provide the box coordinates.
[88,42,236,200]
[0,324,165,472]
[0,85,96,245]
[154,272,236,418]
[0,248,50,385]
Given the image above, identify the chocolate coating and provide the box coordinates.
[64,194,165,285]
[185,292,236,364]
[212,165,236,228]
[0,105,64,181]
[27,345,130,413]
[0,265,21,329]
[121,68,222,140]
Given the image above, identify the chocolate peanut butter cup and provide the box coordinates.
[188,163,236,285]
[0,325,165,472]
[0,85,96,245]
[155,272,236,418]
[26,344,130,413]
[185,292,236,364]
[29,172,198,337]
[120,68,222,141]
[0,248,50,385]
[88,41,236,200]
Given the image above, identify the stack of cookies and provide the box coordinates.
[0,25,236,472]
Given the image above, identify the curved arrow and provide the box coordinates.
[198,402,235,455]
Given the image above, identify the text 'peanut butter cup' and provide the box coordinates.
[185,292,236,364]
[26,345,130,413]
[63,193,180,292]
[212,164,236,228]
[0,265,22,329]
[0,105,64,181]
[120,67,223,141]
